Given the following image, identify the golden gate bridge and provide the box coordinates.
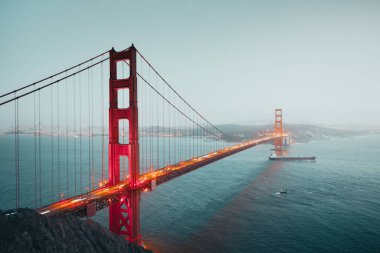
[0,44,287,246]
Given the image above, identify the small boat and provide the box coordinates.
[280,188,287,194]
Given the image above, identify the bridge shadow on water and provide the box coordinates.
[147,160,284,253]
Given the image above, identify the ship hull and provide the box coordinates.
[269,156,316,161]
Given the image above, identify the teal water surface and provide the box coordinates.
[138,135,380,252]
[1,135,380,252]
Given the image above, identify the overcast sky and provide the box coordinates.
[1,0,379,127]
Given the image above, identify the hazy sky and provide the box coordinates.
[1,0,379,126]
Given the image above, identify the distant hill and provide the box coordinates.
[216,123,372,143]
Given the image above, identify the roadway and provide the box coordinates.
[37,135,282,217]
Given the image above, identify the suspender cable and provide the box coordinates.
[57,81,60,200]
[180,101,183,161]
[188,107,191,159]
[156,74,159,170]
[189,111,195,157]
[14,96,19,209]
[194,111,196,157]
[177,99,180,163]
[147,66,150,171]
[192,110,195,158]
[174,96,176,164]
[65,73,69,195]
[73,75,77,196]
[91,63,94,189]
[187,105,189,158]
[144,66,148,173]
[17,98,19,208]
[150,67,153,171]
[79,68,83,194]
[162,79,165,167]
[38,90,41,207]
[189,108,191,159]
[182,102,184,160]
[191,110,192,158]
[186,106,189,160]
[174,94,177,164]
[50,84,54,203]
[141,64,144,173]
[168,82,171,165]
[88,67,91,190]
[101,57,105,184]
[145,65,148,172]
[144,63,147,172]
[183,103,185,160]
[197,114,199,157]
[178,98,180,162]
[34,86,37,208]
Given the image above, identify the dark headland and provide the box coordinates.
[0,209,152,253]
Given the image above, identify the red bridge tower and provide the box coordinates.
[274,108,286,156]
[108,45,141,244]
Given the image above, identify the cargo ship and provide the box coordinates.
[269,152,316,161]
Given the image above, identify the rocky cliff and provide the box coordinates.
[0,209,152,253]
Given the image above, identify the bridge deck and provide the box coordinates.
[37,136,279,217]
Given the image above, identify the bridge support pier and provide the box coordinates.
[108,45,141,244]
[109,190,141,243]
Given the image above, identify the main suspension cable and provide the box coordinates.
[135,69,221,139]
[136,49,233,141]
[0,50,109,99]
[0,57,109,107]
